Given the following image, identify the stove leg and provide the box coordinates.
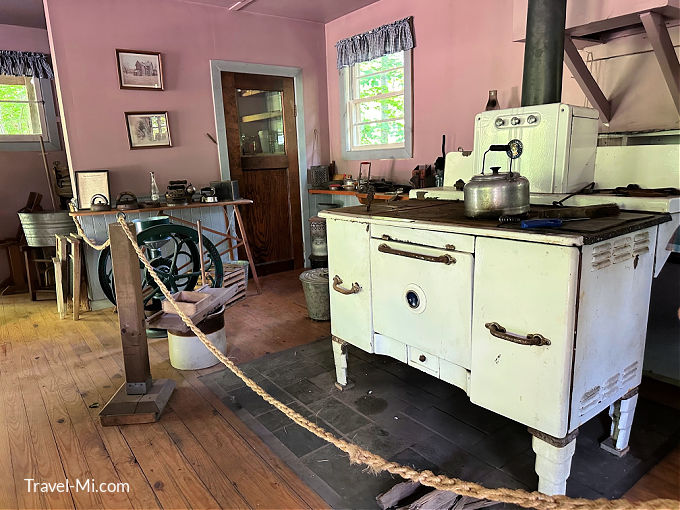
[332,336,352,390]
[600,388,639,457]
[530,430,577,496]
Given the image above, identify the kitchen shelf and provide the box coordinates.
[240,111,282,123]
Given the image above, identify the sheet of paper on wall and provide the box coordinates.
[75,170,110,210]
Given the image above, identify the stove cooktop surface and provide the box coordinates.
[408,187,680,214]
[329,200,671,245]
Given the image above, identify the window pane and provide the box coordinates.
[356,52,404,76]
[236,89,285,155]
[0,76,42,136]
[0,83,29,101]
[357,68,404,98]
[357,95,404,123]
[356,119,405,147]
[0,102,41,135]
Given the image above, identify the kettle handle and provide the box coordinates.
[481,144,510,175]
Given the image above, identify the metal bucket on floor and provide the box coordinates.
[299,268,330,321]
[18,211,76,247]
[167,306,226,370]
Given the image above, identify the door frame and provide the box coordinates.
[210,60,310,262]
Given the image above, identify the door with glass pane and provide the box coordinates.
[222,72,303,275]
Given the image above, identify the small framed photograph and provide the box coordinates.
[116,49,163,90]
[75,170,110,210]
[125,111,172,149]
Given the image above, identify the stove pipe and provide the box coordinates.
[521,0,568,106]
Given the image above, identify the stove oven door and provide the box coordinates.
[327,218,373,353]
[370,235,473,372]
[470,237,579,438]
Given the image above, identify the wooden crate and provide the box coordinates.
[223,265,247,308]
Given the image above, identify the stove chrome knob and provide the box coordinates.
[419,354,426,362]
[527,115,538,124]
[494,118,505,128]
[511,116,521,126]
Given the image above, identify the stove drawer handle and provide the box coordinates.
[378,243,456,265]
[332,275,361,295]
[484,322,551,346]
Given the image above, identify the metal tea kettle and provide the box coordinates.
[464,140,529,218]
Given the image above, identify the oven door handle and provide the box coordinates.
[484,322,551,346]
[332,275,361,295]
[378,243,456,265]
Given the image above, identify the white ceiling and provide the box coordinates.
[0,0,381,30]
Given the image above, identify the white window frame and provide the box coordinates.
[0,75,61,151]
[339,49,413,160]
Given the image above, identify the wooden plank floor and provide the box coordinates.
[0,269,677,508]
[0,270,330,510]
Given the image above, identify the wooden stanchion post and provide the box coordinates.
[99,221,174,426]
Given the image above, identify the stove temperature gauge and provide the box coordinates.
[506,139,524,160]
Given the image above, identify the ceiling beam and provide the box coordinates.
[563,36,612,122]
[640,11,680,114]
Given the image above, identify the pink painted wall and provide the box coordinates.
[324,0,657,183]
[0,24,67,283]
[43,0,330,199]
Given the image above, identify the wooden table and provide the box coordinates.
[70,199,261,294]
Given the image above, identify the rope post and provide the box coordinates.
[99,221,175,426]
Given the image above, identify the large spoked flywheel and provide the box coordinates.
[98,223,224,310]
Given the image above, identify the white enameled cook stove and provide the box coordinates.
[320,104,679,495]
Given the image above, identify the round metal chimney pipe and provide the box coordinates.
[521,0,568,106]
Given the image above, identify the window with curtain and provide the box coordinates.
[337,17,414,160]
[0,75,48,139]
[0,50,59,151]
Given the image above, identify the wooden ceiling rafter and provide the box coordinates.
[563,35,612,122]
[640,11,680,114]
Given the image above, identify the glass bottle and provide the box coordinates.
[485,90,500,111]
[149,171,159,202]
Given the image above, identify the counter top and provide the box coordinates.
[319,199,671,247]
[70,199,253,217]
[308,189,409,201]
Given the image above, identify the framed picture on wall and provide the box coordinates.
[125,111,172,149]
[74,170,110,210]
[116,49,163,90]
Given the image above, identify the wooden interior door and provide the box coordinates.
[222,72,304,275]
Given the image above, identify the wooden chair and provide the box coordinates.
[0,192,42,295]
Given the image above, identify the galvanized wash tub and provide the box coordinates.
[18,211,76,247]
